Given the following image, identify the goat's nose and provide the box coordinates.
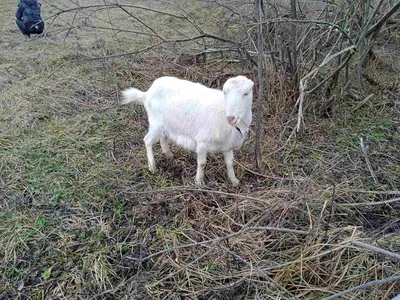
[227,116,235,125]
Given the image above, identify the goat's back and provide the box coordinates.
[147,77,222,105]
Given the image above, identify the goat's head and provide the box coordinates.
[223,76,254,127]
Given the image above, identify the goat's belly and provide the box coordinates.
[205,141,242,153]
[167,132,197,152]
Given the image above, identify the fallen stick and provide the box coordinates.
[323,274,400,300]
[340,197,400,207]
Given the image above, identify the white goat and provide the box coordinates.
[121,76,254,186]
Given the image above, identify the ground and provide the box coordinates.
[0,0,399,299]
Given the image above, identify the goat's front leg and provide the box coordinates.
[195,151,207,186]
[224,150,239,186]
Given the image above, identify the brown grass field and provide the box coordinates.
[0,0,399,299]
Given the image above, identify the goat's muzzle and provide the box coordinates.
[226,116,237,127]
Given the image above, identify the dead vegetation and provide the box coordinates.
[0,0,399,299]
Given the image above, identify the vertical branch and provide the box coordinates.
[290,0,298,85]
[366,1,400,39]
[255,0,265,169]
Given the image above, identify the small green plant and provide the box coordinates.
[155,225,164,240]
[42,267,52,280]
[205,262,215,273]
[50,192,65,203]
[36,216,47,229]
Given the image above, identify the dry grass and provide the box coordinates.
[1,0,400,299]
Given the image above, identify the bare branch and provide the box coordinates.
[255,0,265,169]
[290,0,298,84]
[349,190,400,195]
[116,4,165,42]
[366,2,400,38]
[322,274,400,300]
[340,197,400,207]
[85,25,160,38]
[295,45,357,132]
[47,3,186,20]
[307,53,353,94]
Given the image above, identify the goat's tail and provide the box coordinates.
[120,88,146,105]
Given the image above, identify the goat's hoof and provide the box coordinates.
[165,152,174,159]
[231,178,240,187]
[148,165,156,173]
[195,179,205,187]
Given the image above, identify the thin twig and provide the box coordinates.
[353,241,400,260]
[349,190,400,195]
[352,94,375,111]
[43,4,186,22]
[234,161,286,180]
[324,185,335,235]
[65,33,243,62]
[85,25,159,38]
[116,4,166,42]
[340,197,400,207]
[359,137,378,184]
[322,274,400,300]
[157,0,205,36]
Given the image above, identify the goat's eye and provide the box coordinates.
[244,93,248,96]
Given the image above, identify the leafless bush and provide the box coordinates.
[42,1,399,99]
[258,0,400,130]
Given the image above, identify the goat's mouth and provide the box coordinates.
[226,116,238,127]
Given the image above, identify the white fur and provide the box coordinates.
[121,76,254,186]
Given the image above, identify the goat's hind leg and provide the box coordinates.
[224,150,239,186]
[143,128,161,173]
[160,135,173,159]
